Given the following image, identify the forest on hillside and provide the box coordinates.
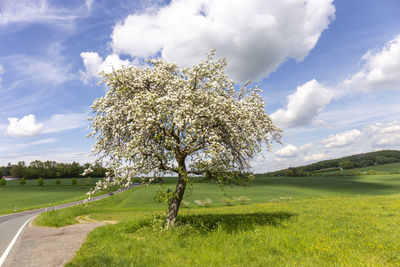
[263,150,400,177]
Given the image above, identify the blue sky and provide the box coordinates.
[0,0,400,172]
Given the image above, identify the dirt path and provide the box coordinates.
[3,220,107,267]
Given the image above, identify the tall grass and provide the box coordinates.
[34,173,400,266]
[66,195,400,266]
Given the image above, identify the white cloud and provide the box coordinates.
[271,79,335,128]
[0,138,57,153]
[80,52,130,83]
[322,129,361,148]
[364,121,400,147]
[5,114,43,137]
[0,64,4,86]
[85,0,94,11]
[7,43,75,85]
[275,143,312,158]
[312,119,331,128]
[0,43,77,119]
[343,35,400,91]
[304,153,329,162]
[10,56,74,85]
[4,113,88,137]
[109,0,335,82]
[0,0,91,28]
[0,150,90,166]
[300,143,313,153]
[42,113,88,133]
[29,138,57,145]
[275,144,298,157]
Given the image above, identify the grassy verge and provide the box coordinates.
[65,194,400,266]
[35,187,145,227]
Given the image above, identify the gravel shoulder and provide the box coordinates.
[3,220,106,267]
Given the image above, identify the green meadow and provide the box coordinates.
[35,172,400,266]
[319,162,400,176]
[0,178,100,215]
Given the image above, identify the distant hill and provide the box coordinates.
[261,150,400,177]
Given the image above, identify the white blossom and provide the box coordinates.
[87,50,281,222]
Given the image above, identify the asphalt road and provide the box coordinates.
[0,186,135,266]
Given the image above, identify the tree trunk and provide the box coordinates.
[166,161,187,227]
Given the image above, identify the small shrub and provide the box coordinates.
[154,186,174,203]
[270,196,292,202]
[72,178,77,185]
[55,178,61,185]
[181,200,190,206]
[349,170,358,176]
[220,197,236,206]
[194,198,213,207]
[235,196,251,205]
[38,177,44,186]
[0,177,6,186]
[19,178,26,185]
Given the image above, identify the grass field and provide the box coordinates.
[318,162,400,176]
[101,173,400,211]
[0,178,100,215]
[35,173,400,266]
[64,195,400,266]
[35,174,400,218]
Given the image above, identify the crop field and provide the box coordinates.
[319,162,400,176]
[36,172,400,266]
[0,178,100,215]
[35,173,400,215]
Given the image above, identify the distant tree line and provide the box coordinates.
[262,150,400,177]
[0,160,107,179]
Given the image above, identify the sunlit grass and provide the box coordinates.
[35,173,400,266]
[36,174,400,226]
[66,195,400,266]
[0,178,100,215]
[320,162,400,175]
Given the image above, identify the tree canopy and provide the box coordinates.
[0,160,106,179]
[88,51,281,225]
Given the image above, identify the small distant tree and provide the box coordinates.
[220,197,236,206]
[55,178,61,185]
[72,178,77,185]
[235,195,251,205]
[340,160,354,170]
[87,50,281,226]
[0,177,6,186]
[284,168,295,177]
[38,177,44,186]
[10,162,25,178]
[19,177,26,185]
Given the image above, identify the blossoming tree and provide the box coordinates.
[88,51,281,226]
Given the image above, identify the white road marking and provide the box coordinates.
[0,215,36,267]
